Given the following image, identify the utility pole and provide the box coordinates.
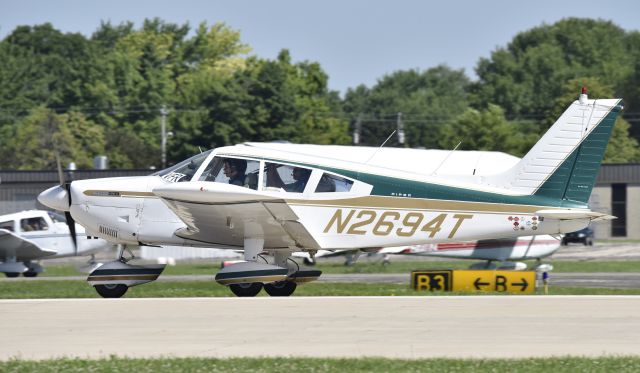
[353,114,363,145]
[396,112,405,145]
[160,105,168,169]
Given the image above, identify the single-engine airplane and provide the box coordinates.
[0,210,111,277]
[38,90,621,297]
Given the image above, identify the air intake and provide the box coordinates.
[99,225,118,238]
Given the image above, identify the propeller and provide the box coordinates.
[56,154,77,255]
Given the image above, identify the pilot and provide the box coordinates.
[223,158,247,186]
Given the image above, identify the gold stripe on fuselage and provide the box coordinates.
[84,190,156,198]
[83,190,576,214]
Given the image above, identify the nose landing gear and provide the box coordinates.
[87,245,166,298]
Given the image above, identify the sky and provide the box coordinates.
[1,0,639,95]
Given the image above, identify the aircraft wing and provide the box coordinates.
[0,229,57,261]
[153,182,321,249]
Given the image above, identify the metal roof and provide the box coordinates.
[596,164,640,184]
[0,170,151,184]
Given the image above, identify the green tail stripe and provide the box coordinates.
[534,104,622,204]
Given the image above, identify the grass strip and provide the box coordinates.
[1,356,640,373]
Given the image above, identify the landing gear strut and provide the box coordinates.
[216,238,321,297]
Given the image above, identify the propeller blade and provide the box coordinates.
[55,152,77,255]
[64,211,78,255]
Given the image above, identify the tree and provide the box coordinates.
[343,65,470,148]
[438,104,536,157]
[473,18,636,119]
[0,107,105,169]
[171,49,350,161]
[546,78,640,163]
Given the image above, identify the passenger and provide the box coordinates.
[288,167,312,192]
[223,158,247,186]
[267,165,311,193]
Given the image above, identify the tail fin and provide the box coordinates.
[488,93,623,205]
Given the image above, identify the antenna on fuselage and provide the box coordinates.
[431,141,462,176]
[363,130,396,165]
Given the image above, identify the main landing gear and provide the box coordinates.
[215,238,321,297]
[87,245,166,298]
[84,241,321,298]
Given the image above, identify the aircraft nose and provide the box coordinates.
[38,185,70,211]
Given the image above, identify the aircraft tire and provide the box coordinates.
[22,271,38,277]
[229,282,263,297]
[4,272,20,278]
[264,281,297,297]
[94,284,128,298]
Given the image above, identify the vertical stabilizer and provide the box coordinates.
[486,93,623,205]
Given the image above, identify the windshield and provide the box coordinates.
[48,211,67,223]
[155,150,212,183]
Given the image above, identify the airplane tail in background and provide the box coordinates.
[487,90,623,206]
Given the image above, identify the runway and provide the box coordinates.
[1,296,639,360]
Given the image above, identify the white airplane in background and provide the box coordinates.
[0,210,110,277]
[295,235,560,269]
[38,90,621,297]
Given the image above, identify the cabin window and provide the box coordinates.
[20,217,48,232]
[263,163,312,193]
[156,150,212,183]
[198,157,260,190]
[315,173,354,193]
[0,221,14,232]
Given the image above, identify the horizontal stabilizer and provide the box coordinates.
[535,209,615,221]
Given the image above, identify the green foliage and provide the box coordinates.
[171,49,350,160]
[0,17,639,169]
[3,356,640,373]
[438,104,537,157]
[473,18,635,117]
[547,77,640,162]
[0,107,105,169]
[0,20,347,170]
[343,65,469,148]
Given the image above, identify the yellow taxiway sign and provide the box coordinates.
[411,270,536,294]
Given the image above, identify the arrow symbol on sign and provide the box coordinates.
[511,278,528,291]
[474,278,490,290]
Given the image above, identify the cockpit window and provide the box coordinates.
[264,163,312,193]
[315,173,353,193]
[198,156,260,190]
[0,221,14,232]
[155,150,212,183]
[20,217,49,232]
